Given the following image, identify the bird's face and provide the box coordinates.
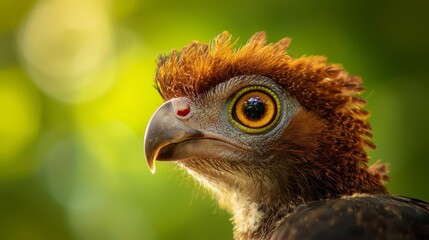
[145,75,301,188]
[144,32,387,210]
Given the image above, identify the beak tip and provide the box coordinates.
[149,163,156,174]
[145,153,157,174]
[144,140,157,174]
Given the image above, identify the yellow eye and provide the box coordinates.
[228,86,281,134]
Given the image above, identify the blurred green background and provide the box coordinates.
[0,0,428,239]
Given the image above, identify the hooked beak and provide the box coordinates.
[144,99,247,173]
[144,100,201,173]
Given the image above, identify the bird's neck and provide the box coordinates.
[227,195,297,240]
[182,163,387,240]
[182,166,299,239]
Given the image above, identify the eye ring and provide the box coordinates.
[228,86,281,134]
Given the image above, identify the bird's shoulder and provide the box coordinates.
[271,194,429,240]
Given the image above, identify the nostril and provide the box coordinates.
[177,106,190,117]
[173,99,192,119]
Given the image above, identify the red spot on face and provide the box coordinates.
[176,105,190,117]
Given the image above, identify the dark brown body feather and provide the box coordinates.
[271,195,429,240]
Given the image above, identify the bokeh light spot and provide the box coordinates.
[0,68,40,167]
[18,0,115,103]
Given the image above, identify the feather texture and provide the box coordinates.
[271,195,429,239]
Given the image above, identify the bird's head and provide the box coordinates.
[144,32,388,220]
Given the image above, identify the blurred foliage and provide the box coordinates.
[0,0,428,239]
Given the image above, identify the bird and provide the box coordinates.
[144,31,429,239]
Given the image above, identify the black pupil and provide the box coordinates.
[243,97,265,120]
